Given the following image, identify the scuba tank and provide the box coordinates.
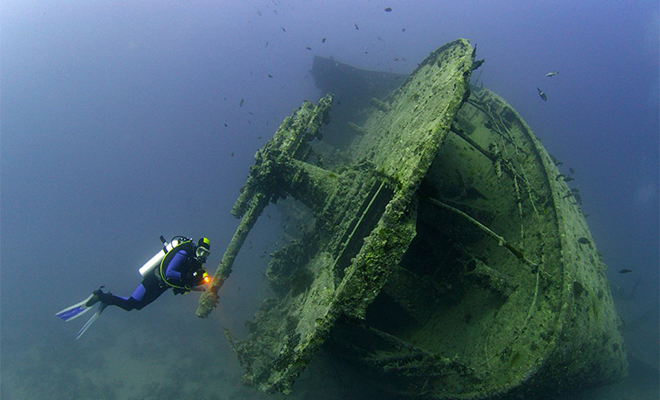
[138,236,187,277]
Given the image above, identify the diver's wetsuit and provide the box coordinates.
[102,249,199,311]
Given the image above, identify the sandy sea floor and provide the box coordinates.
[2,317,657,400]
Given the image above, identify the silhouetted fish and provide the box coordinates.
[384,7,392,12]
[618,269,633,274]
[546,71,559,77]
[537,87,547,101]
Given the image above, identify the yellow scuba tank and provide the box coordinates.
[138,236,183,277]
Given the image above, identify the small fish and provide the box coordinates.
[555,173,565,181]
[231,152,234,157]
[321,37,326,43]
[537,87,547,101]
[224,123,228,127]
[239,99,244,107]
[384,7,392,12]
[402,28,406,32]
[268,74,273,78]
[354,23,359,30]
[472,59,485,70]
[569,167,575,174]
[618,269,633,274]
[546,71,559,77]
[306,46,312,50]
[265,41,269,47]
[574,192,583,205]
[281,27,286,32]
[563,176,575,182]
[577,237,590,245]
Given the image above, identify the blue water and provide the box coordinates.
[1,1,657,399]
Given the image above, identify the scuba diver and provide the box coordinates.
[56,236,212,339]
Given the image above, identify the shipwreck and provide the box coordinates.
[197,39,627,399]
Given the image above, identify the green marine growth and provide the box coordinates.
[202,39,626,400]
[347,121,368,135]
[369,97,391,113]
[266,240,314,296]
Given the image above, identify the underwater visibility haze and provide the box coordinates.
[1,1,658,399]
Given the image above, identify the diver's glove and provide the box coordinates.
[185,267,207,286]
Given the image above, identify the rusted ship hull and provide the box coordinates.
[197,39,626,399]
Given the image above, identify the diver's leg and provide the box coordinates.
[100,278,166,311]
[126,280,167,310]
[99,290,141,311]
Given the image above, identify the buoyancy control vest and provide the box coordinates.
[158,238,207,294]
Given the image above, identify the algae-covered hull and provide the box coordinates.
[197,39,627,399]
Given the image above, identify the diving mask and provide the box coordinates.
[196,246,210,259]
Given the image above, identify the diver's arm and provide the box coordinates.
[164,251,187,282]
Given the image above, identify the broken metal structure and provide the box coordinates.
[197,39,627,399]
